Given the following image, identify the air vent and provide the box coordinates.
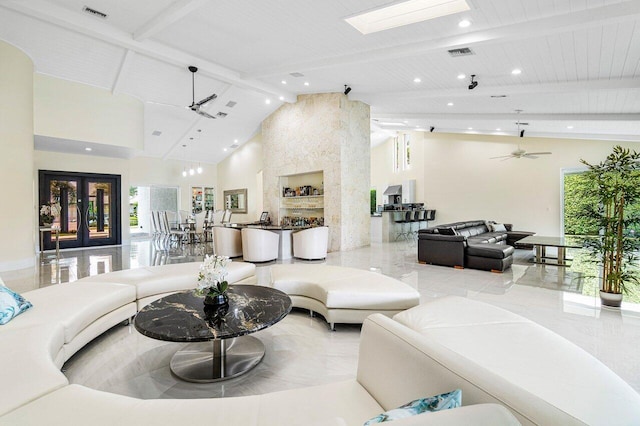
[216,112,228,118]
[491,95,507,98]
[82,6,108,18]
[289,72,304,78]
[225,101,237,108]
[151,130,162,136]
[448,47,474,57]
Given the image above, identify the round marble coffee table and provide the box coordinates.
[134,285,292,383]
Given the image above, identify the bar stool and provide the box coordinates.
[425,210,436,228]
[394,211,412,241]
[410,210,422,240]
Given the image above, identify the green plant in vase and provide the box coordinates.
[580,146,640,307]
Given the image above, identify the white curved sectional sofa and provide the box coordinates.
[1,263,638,425]
[270,264,421,330]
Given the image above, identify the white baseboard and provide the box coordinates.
[0,257,35,273]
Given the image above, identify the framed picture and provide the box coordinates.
[259,211,269,222]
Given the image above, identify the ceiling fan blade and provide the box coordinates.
[525,152,552,155]
[146,100,185,109]
[501,156,514,161]
[490,155,513,159]
[523,155,538,159]
[196,110,217,119]
[196,93,217,106]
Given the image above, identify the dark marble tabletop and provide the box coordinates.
[134,285,292,342]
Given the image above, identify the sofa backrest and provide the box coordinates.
[427,220,489,237]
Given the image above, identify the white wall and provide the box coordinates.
[34,74,144,150]
[0,41,34,271]
[371,132,425,208]
[215,135,263,223]
[128,156,217,218]
[32,152,214,244]
[34,151,132,243]
[372,131,640,235]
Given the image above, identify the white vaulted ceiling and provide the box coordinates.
[0,0,639,163]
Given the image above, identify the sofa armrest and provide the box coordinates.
[504,223,513,231]
[418,234,466,243]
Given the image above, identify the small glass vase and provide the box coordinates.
[204,293,229,306]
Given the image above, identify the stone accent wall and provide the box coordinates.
[262,93,370,252]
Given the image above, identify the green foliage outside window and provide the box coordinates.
[370,189,377,215]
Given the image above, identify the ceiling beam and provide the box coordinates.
[245,1,640,78]
[111,49,136,94]
[0,0,296,102]
[372,113,640,122]
[133,0,209,41]
[359,78,640,103]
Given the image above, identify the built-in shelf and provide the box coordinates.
[279,171,324,227]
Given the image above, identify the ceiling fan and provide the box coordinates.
[490,147,552,160]
[490,110,552,160]
[187,66,217,119]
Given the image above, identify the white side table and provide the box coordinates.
[39,226,60,261]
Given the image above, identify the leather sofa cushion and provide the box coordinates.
[436,227,456,235]
[466,244,514,259]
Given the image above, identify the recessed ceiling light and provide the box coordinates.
[234,139,238,143]
[567,125,574,129]
[403,120,408,123]
[281,80,287,85]
[345,0,471,35]
[304,82,310,86]
[85,147,92,151]
[467,127,473,130]
[458,19,471,28]
[457,74,465,79]
[413,77,421,83]
[496,128,501,131]
[447,102,453,106]
[223,148,228,152]
[279,96,284,101]
[511,68,522,75]
[265,99,271,104]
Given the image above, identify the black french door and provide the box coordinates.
[39,170,121,250]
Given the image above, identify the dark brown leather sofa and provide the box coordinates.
[417,220,530,272]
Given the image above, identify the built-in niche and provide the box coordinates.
[224,188,247,213]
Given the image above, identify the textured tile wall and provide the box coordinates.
[262,93,370,251]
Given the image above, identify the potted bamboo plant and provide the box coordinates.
[580,146,640,307]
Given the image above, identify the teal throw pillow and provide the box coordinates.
[0,286,33,325]
[363,389,461,425]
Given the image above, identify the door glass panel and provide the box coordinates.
[88,181,112,240]
[50,179,79,243]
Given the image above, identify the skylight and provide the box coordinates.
[345,0,470,35]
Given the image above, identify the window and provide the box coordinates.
[393,134,411,173]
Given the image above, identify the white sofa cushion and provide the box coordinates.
[82,262,256,300]
[1,282,135,343]
[393,297,640,426]
[0,324,68,416]
[271,264,419,310]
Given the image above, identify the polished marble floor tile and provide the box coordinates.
[3,237,639,397]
